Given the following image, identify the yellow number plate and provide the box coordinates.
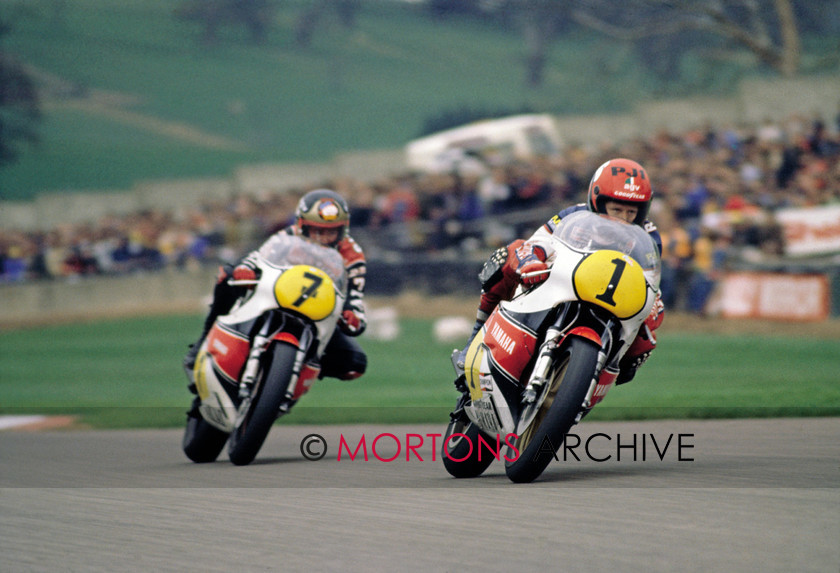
[573,250,647,319]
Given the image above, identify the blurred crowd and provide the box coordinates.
[2,111,839,315]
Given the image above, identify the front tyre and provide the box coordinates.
[504,337,599,483]
[227,342,298,466]
[441,415,496,478]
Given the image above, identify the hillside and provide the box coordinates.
[0,0,776,199]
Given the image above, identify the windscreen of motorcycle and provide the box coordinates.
[552,211,661,291]
[256,234,347,321]
[256,234,348,293]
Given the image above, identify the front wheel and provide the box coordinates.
[227,342,298,466]
[441,414,496,478]
[504,336,599,483]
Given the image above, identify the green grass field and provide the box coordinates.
[1,314,837,429]
[0,0,769,199]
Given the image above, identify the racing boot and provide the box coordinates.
[449,349,471,422]
[615,321,658,385]
[182,339,204,395]
[616,351,650,385]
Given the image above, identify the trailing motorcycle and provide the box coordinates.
[182,233,347,466]
[442,210,661,483]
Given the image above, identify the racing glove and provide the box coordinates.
[339,309,364,336]
[231,265,258,286]
[518,261,549,285]
[513,242,549,286]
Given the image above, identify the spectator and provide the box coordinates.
[687,227,730,316]
[2,111,838,294]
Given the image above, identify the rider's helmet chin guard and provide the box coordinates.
[295,188,351,247]
[587,158,652,226]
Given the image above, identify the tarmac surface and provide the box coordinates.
[2,417,838,572]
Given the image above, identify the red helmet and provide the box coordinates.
[587,158,652,226]
[295,189,350,246]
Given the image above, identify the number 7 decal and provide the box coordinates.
[293,272,323,306]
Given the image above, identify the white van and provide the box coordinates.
[405,114,562,172]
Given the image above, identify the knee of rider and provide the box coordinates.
[351,351,367,373]
[339,370,364,381]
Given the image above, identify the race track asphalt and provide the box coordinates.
[2,418,837,572]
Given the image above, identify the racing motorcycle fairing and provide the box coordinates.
[203,322,251,386]
[462,328,518,436]
[191,234,348,434]
[561,325,602,348]
[482,307,540,386]
[461,211,661,439]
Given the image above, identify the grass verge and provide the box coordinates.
[1,314,838,428]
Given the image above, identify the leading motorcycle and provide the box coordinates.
[441,210,661,483]
[182,233,347,466]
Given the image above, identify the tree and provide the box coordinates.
[571,0,802,77]
[517,0,567,87]
[174,0,275,46]
[496,0,803,89]
[0,19,41,168]
[294,0,359,49]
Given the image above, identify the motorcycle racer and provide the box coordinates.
[184,188,367,385]
[458,158,664,386]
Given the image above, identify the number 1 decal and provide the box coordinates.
[293,272,323,306]
[595,257,626,306]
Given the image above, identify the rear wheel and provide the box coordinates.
[441,413,497,478]
[504,337,599,483]
[182,401,229,463]
[227,342,298,466]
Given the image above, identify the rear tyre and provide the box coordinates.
[182,404,229,463]
[504,337,599,483]
[227,342,298,466]
[441,414,496,478]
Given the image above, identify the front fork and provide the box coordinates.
[578,319,618,421]
[521,312,616,419]
[237,317,313,412]
[522,325,564,404]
